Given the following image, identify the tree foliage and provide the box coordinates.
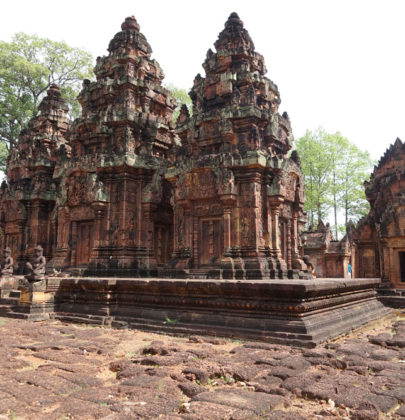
[296,128,373,237]
[164,83,192,121]
[0,33,93,150]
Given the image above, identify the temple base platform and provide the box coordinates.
[0,276,390,347]
[378,286,405,308]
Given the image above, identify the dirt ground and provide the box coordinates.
[0,311,404,420]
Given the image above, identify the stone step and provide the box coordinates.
[379,295,405,309]
[0,304,12,315]
[188,270,208,279]
[0,297,20,305]
[6,311,50,321]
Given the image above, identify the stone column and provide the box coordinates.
[193,216,199,266]
[136,180,143,247]
[220,194,236,254]
[184,206,193,249]
[268,196,284,258]
[142,203,155,257]
[119,175,128,247]
[287,218,292,269]
[71,221,77,266]
[271,206,281,257]
[223,208,232,250]
[91,202,107,249]
[292,213,299,256]
[265,207,272,248]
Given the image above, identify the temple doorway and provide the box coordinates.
[76,221,94,266]
[199,218,223,266]
[154,224,172,266]
[399,251,405,282]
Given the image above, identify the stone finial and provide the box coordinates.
[121,16,140,32]
[226,12,243,27]
[46,84,62,97]
[215,12,255,56]
[177,104,190,124]
[317,219,326,232]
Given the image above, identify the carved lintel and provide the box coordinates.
[219,194,237,207]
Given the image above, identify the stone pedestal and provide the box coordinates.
[8,277,58,321]
[0,276,19,298]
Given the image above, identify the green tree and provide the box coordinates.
[326,132,351,239]
[338,143,373,226]
[164,83,192,121]
[0,33,93,150]
[0,141,8,173]
[296,128,373,237]
[295,128,333,228]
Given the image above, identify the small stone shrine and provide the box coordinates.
[303,220,352,278]
[354,138,405,294]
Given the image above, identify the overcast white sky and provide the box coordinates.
[1,0,405,160]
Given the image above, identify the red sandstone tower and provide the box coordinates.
[165,13,308,279]
[354,138,405,289]
[0,85,70,271]
[50,16,177,275]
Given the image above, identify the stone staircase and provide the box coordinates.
[0,289,21,316]
[378,287,405,308]
[187,269,208,279]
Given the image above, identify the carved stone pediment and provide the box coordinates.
[66,173,108,207]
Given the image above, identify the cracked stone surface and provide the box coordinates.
[0,312,404,419]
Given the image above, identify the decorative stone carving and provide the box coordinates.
[0,248,14,277]
[25,245,47,281]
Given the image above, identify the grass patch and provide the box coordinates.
[163,317,178,325]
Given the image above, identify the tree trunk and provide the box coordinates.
[333,171,338,239]
[345,198,348,229]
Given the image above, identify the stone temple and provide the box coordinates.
[0,14,308,280]
[0,14,389,345]
[353,138,405,305]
